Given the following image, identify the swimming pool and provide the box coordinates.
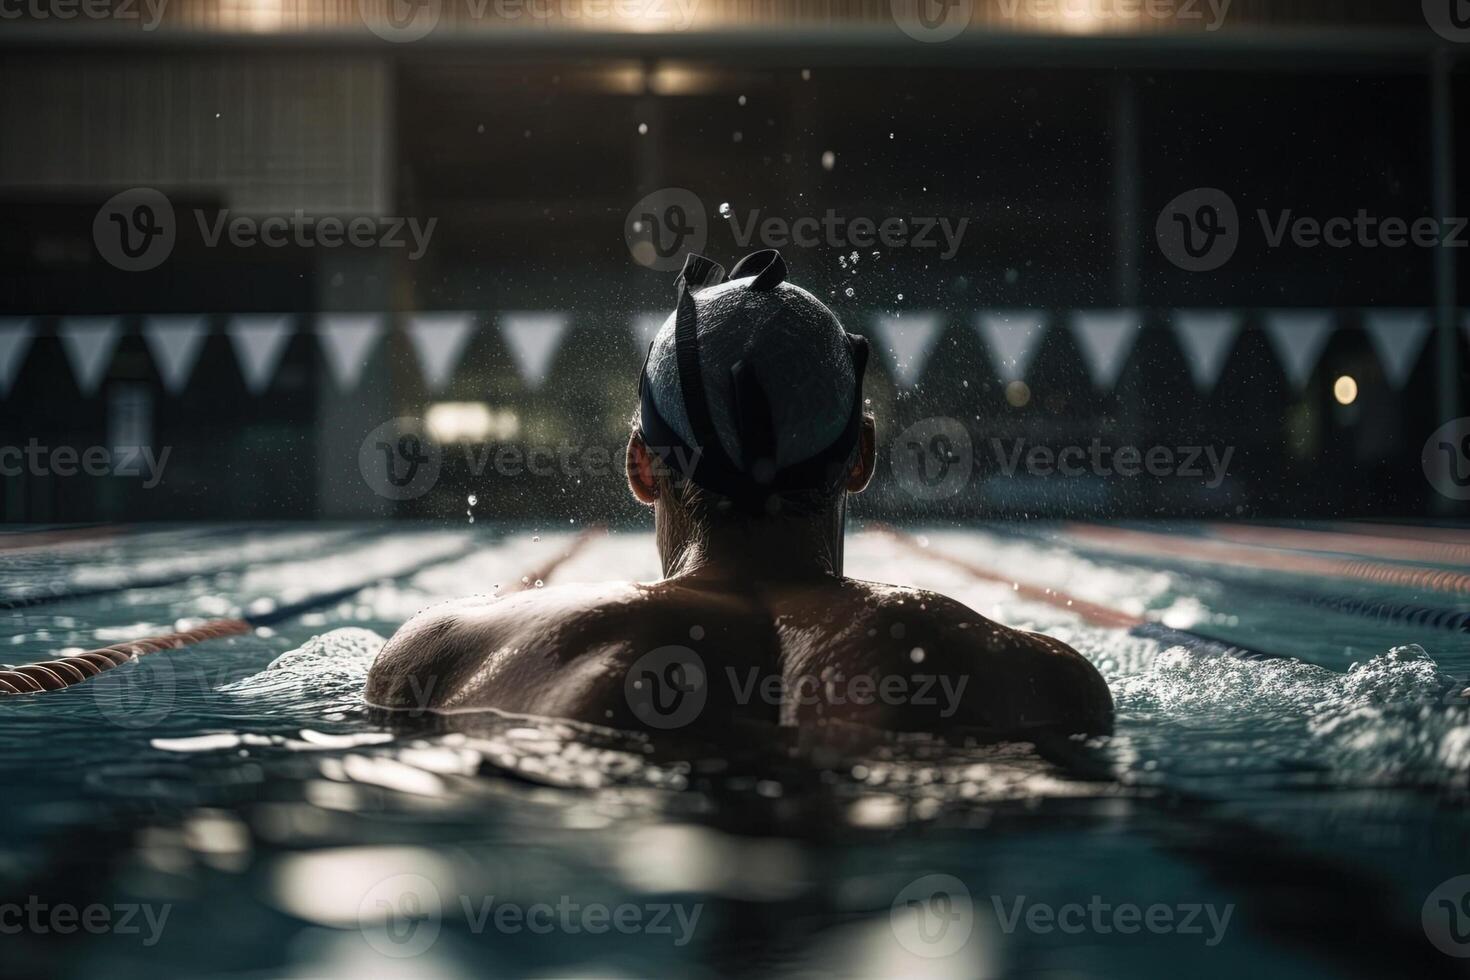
[3,522,1469,978]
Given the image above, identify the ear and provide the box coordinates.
[627,431,660,505]
[846,415,876,493]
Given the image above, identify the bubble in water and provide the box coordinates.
[821,150,835,171]
[844,287,854,298]
[849,250,858,263]
[719,202,732,218]
[897,293,904,301]
[467,494,477,506]
[521,576,530,585]
[534,579,544,588]
[532,535,541,542]
[637,122,648,135]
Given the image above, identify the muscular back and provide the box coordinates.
[365,576,1113,742]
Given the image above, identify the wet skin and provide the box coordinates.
[366,420,1113,743]
[364,571,1114,741]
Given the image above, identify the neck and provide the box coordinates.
[657,499,847,582]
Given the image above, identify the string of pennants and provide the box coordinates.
[0,310,1459,399]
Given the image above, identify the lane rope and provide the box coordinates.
[1067,524,1470,599]
[1045,525,1470,633]
[0,528,604,696]
[1207,523,1470,567]
[0,528,378,611]
[877,527,1287,661]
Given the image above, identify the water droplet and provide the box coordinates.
[909,647,926,664]
[637,122,648,135]
[821,150,835,171]
[718,202,732,218]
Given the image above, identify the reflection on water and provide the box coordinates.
[2,525,1469,978]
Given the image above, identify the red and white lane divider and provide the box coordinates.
[1205,524,1470,568]
[1067,524,1470,599]
[1327,522,1470,546]
[0,529,604,697]
[877,527,1283,660]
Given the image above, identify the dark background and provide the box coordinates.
[0,0,1466,524]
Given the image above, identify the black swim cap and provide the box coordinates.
[637,249,870,510]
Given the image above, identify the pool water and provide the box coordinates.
[2,523,1469,979]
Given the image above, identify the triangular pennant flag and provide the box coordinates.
[1069,310,1141,391]
[315,314,386,391]
[1362,309,1431,389]
[1171,310,1241,394]
[226,315,295,395]
[0,318,35,397]
[632,313,667,354]
[406,312,475,392]
[500,312,569,390]
[974,311,1047,383]
[59,316,122,397]
[872,313,943,388]
[142,315,209,395]
[1263,310,1335,391]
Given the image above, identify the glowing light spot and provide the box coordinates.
[1334,375,1358,405]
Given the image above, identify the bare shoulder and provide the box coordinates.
[364,583,639,714]
[364,581,764,724]
[828,579,1114,735]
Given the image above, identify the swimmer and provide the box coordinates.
[367,250,1112,741]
